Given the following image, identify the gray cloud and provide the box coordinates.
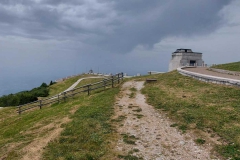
[0,0,232,53]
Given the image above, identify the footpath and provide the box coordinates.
[113,81,217,159]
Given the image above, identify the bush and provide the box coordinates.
[0,82,49,107]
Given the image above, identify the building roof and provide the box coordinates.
[173,48,202,54]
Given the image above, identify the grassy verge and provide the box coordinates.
[42,87,119,160]
[142,71,240,159]
[211,61,240,71]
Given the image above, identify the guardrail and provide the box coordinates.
[17,73,124,114]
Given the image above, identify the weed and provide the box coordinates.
[111,115,126,122]
[170,123,178,127]
[129,92,136,99]
[133,148,139,152]
[121,134,138,145]
[195,138,206,145]
[178,125,187,133]
[130,87,137,92]
[133,114,144,119]
[118,154,142,160]
[132,108,142,112]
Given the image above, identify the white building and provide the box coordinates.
[169,49,204,71]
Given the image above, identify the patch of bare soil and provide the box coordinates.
[113,81,219,160]
[20,117,71,160]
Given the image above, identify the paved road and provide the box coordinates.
[63,76,105,93]
[183,67,240,80]
[51,76,105,99]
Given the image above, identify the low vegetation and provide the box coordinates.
[142,71,240,159]
[211,61,240,71]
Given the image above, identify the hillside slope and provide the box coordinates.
[0,75,120,160]
[211,61,240,71]
[1,70,240,159]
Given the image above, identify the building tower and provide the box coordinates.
[168,49,204,71]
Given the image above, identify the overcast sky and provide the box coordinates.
[0,0,240,94]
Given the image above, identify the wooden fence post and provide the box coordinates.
[87,85,90,95]
[39,100,42,109]
[103,80,106,90]
[112,76,114,88]
[118,74,120,84]
[18,106,21,115]
[58,94,60,103]
[64,92,66,102]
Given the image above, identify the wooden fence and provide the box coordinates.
[17,73,124,114]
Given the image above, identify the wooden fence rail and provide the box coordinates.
[17,73,124,114]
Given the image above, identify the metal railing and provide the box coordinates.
[17,73,124,114]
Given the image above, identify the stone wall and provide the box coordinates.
[177,67,240,87]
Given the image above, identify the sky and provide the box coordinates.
[0,0,240,95]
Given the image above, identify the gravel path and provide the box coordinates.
[183,67,240,80]
[114,81,215,160]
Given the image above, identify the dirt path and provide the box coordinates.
[114,81,216,160]
[20,117,71,160]
[184,67,240,80]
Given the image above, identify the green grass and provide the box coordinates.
[0,74,121,160]
[142,71,240,159]
[0,95,88,159]
[211,61,240,71]
[42,88,120,160]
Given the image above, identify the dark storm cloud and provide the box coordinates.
[99,0,232,52]
[0,0,232,53]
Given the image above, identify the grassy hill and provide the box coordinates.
[1,71,240,159]
[0,74,119,160]
[211,61,240,71]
